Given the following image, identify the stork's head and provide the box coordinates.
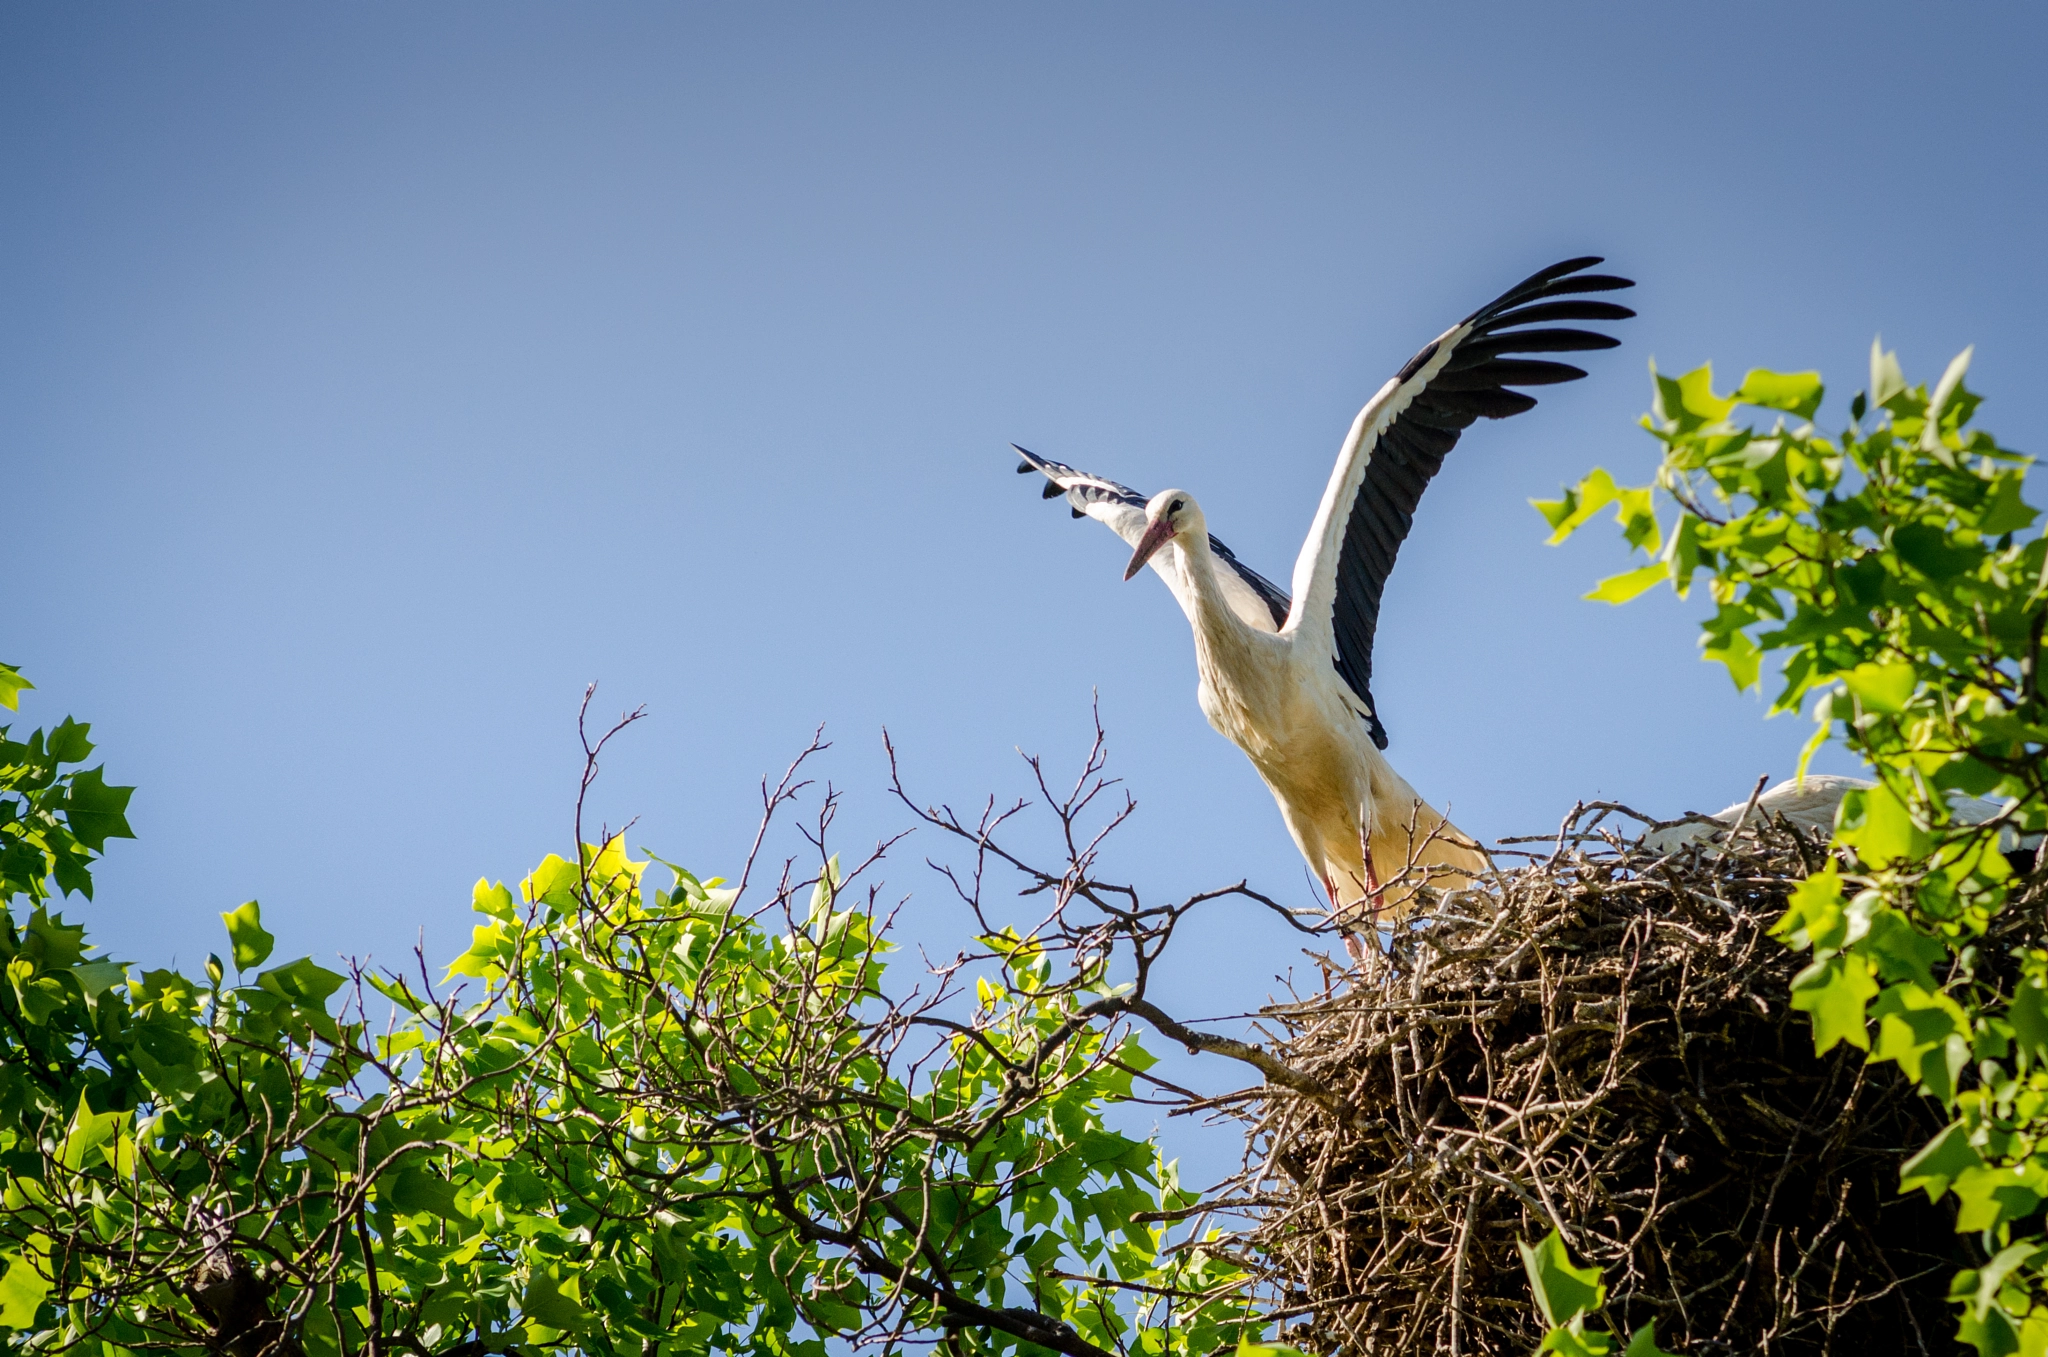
[1123,489,1202,580]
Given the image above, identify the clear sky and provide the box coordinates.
[7,4,2046,1180]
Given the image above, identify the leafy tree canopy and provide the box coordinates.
[0,696,1262,1357]
[1545,342,2046,1356]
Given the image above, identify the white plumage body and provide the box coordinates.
[1159,515,1479,920]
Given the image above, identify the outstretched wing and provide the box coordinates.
[1013,444,1290,632]
[1284,258,1635,748]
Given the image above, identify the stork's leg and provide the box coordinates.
[1326,871,1374,967]
[1341,850,1388,966]
[1322,873,1366,965]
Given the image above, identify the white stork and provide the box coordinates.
[1644,774,2044,874]
[1014,258,1635,942]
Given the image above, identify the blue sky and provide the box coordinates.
[6,4,2046,1178]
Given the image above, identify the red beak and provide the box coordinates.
[1123,518,1176,580]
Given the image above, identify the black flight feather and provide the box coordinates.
[1327,257,1634,749]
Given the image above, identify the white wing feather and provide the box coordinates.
[1281,323,1468,656]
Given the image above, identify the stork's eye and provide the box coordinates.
[1169,498,1185,513]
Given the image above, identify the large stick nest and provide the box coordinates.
[1226,807,2042,1356]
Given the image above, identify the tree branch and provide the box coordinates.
[1088,996,1352,1120]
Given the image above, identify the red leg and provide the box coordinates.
[1328,871,1373,966]
[1347,852,1389,965]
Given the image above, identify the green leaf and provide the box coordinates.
[1964,1241,2045,1323]
[446,920,513,981]
[2012,983,2048,1059]
[472,877,518,921]
[1860,909,1947,990]
[1622,1323,1680,1357]
[1771,868,1845,952]
[366,970,429,1015]
[1539,1319,1615,1356]
[1842,660,1916,714]
[1702,626,1762,691]
[1518,1230,1605,1327]
[8,968,67,1026]
[129,1039,200,1098]
[1926,346,1974,447]
[0,664,30,713]
[56,1094,125,1172]
[1615,486,1662,554]
[524,1265,590,1334]
[1870,983,1971,1102]
[1891,522,1978,580]
[1870,338,1907,408]
[1585,564,1669,605]
[1979,471,2041,536]
[221,900,276,972]
[1901,1122,1984,1202]
[2020,1308,2048,1357]
[1957,1297,2024,1357]
[69,960,126,1011]
[1736,369,1824,419]
[1236,1339,1314,1357]
[809,853,845,924]
[525,854,583,910]
[1836,785,1931,869]
[1533,491,1578,534]
[1952,1159,2048,1232]
[25,909,87,969]
[1789,952,1877,1053]
[58,767,135,851]
[0,1243,51,1330]
[1537,468,1623,544]
[44,717,94,765]
[387,1167,470,1224]
[258,956,346,1008]
[1663,513,1703,597]
[1653,363,1737,435]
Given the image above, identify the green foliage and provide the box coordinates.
[0,668,30,716]
[0,672,1257,1357]
[0,670,133,906]
[220,899,276,972]
[1233,1337,1314,1357]
[1516,1231,1675,1357]
[1543,345,2047,1354]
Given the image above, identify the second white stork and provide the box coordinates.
[1643,774,2044,875]
[1014,258,1635,937]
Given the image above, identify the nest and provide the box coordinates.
[1228,808,2042,1356]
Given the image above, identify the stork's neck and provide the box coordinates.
[1174,532,1252,654]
